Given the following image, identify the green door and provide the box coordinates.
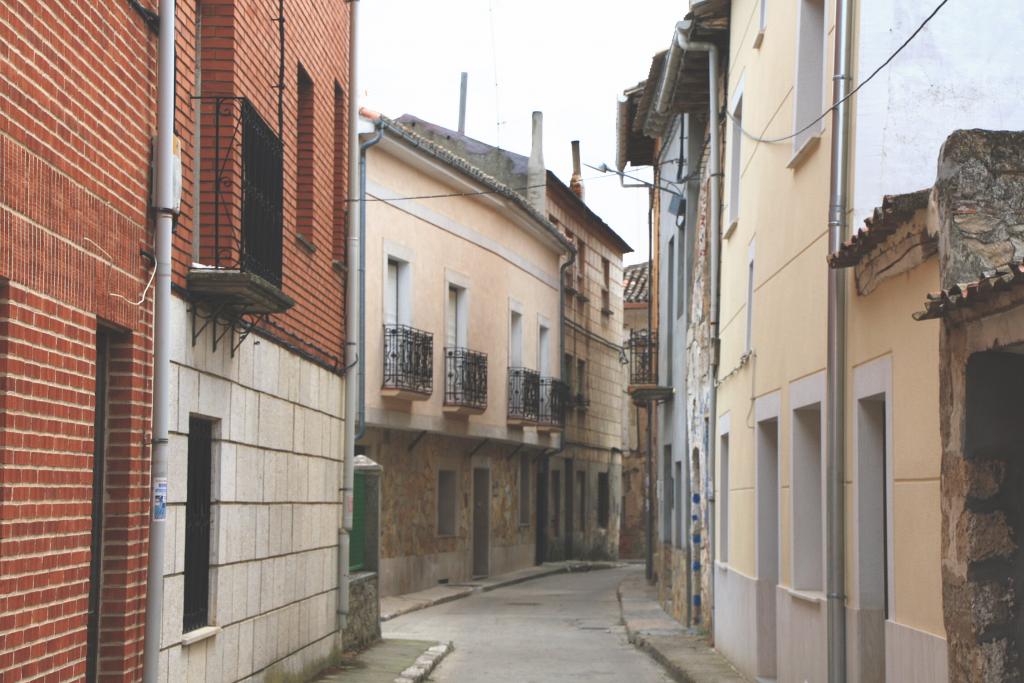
[349,472,367,571]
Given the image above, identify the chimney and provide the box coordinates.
[458,72,468,134]
[570,140,584,201]
[527,111,547,213]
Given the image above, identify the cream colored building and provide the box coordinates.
[358,113,573,597]
[618,0,1024,680]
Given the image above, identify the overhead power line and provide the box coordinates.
[729,0,952,145]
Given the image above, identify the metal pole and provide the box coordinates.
[143,0,175,678]
[339,0,360,630]
[827,0,854,678]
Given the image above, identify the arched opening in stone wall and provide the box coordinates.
[953,350,1024,679]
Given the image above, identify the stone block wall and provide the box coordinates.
[159,297,345,682]
[344,574,380,653]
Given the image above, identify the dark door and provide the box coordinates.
[535,460,548,564]
[86,330,109,682]
[473,468,490,577]
[564,460,574,559]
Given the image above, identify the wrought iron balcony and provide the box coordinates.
[538,377,569,431]
[382,324,434,399]
[444,347,488,414]
[627,329,658,386]
[507,367,540,424]
[187,96,292,314]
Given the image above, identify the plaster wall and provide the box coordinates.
[160,297,345,682]
[363,144,562,446]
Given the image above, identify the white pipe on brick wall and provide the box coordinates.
[143,0,176,678]
[340,0,360,631]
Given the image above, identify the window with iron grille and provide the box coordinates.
[183,417,214,633]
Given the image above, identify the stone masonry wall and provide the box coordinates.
[160,297,344,682]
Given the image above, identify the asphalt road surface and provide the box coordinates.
[383,565,672,682]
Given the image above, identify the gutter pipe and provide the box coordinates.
[143,0,175,678]
[666,22,720,635]
[826,0,854,678]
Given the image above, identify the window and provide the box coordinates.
[666,236,675,384]
[793,403,823,590]
[719,434,729,563]
[575,358,587,406]
[793,0,826,156]
[601,258,611,314]
[437,470,456,536]
[756,416,779,584]
[575,471,586,532]
[183,417,214,632]
[597,472,610,529]
[538,324,550,375]
[385,257,410,326]
[746,243,755,353]
[728,95,743,229]
[519,455,530,525]
[754,0,767,47]
[332,82,346,262]
[296,65,315,244]
[576,240,586,293]
[447,285,467,349]
[563,353,574,395]
[552,470,562,536]
[509,309,523,367]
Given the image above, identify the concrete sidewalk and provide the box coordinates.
[312,639,452,683]
[381,560,620,622]
[617,574,749,682]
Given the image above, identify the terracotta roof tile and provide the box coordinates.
[624,262,650,303]
[914,261,1024,320]
[828,189,931,269]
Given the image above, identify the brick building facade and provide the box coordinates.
[1,1,353,680]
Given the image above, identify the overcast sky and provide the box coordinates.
[359,1,685,264]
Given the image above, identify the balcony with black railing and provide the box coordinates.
[187,97,293,314]
[626,329,673,401]
[507,367,540,425]
[538,377,569,431]
[444,347,488,415]
[382,324,434,399]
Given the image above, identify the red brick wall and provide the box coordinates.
[177,0,352,366]
[1,0,351,679]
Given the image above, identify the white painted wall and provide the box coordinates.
[853,0,1024,219]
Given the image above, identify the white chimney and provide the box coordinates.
[527,111,546,213]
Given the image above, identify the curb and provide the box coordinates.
[393,641,454,683]
[382,561,619,622]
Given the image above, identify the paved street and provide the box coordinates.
[383,565,672,682]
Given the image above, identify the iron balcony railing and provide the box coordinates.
[444,347,488,411]
[196,96,284,287]
[627,329,658,385]
[507,367,540,422]
[383,324,434,395]
[538,377,570,427]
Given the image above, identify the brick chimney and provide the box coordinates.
[527,111,547,213]
[570,140,584,201]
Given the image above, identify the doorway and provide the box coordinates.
[756,417,779,679]
[473,467,490,577]
[86,330,110,682]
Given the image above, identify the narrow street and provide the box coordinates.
[383,566,672,682]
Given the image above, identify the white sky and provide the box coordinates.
[359,0,685,264]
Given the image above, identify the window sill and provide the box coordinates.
[787,132,822,170]
[723,218,738,240]
[786,586,826,604]
[181,625,221,647]
[295,233,317,254]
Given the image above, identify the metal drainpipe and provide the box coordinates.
[668,24,720,634]
[827,0,854,678]
[645,186,654,583]
[143,0,175,679]
[339,0,360,631]
[357,122,383,444]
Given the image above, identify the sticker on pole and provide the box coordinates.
[153,478,168,522]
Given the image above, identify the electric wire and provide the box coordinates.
[727,0,951,145]
[347,171,626,203]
